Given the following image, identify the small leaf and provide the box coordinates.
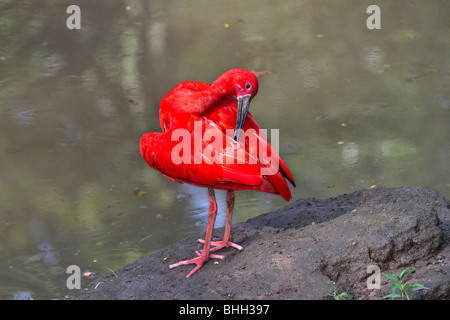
[382,273,402,288]
[399,269,415,280]
[251,70,273,77]
[134,188,146,197]
[409,283,429,292]
[382,293,402,300]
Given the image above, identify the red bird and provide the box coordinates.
[140,69,295,277]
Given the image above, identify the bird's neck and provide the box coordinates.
[180,80,231,115]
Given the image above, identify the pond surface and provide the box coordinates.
[0,0,449,299]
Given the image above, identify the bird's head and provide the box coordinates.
[230,69,259,98]
[215,69,259,142]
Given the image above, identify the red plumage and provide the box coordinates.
[140,69,295,277]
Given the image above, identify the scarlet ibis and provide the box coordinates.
[140,69,295,277]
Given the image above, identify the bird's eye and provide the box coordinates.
[245,83,251,89]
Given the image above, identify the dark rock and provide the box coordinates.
[68,187,450,300]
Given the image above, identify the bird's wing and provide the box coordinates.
[140,114,293,200]
[140,116,264,186]
[159,81,211,131]
[203,98,295,186]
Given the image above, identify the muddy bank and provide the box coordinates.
[68,187,449,300]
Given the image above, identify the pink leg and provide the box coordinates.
[169,188,224,277]
[198,190,243,252]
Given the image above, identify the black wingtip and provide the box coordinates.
[280,166,296,188]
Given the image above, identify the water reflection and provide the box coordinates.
[8,101,36,126]
[362,46,386,74]
[0,0,449,299]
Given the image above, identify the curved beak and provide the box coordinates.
[233,94,251,142]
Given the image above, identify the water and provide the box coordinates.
[0,0,449,299]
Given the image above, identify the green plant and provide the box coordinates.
[330,290,353,300]
[381,269,429,300]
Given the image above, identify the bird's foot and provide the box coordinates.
[169,250,224,277]
[198,238,243,252]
